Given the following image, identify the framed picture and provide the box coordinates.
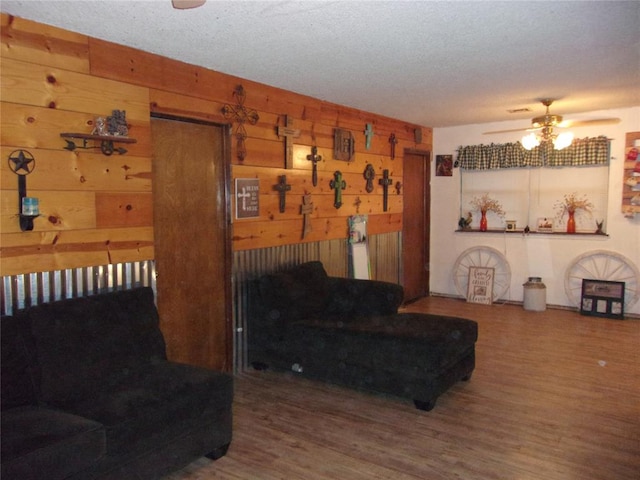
[435,155,453,177]
[536,217,554,233]
[580,279,625,319]
[466,266,494,305]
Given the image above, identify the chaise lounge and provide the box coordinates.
[247,261,478,411]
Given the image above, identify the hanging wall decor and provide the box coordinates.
[364,123,374,150]
[333,129,355,161]
[306,146,322,186]
[300,193,314,239]
[8,149,39,231]
[378,169,393,212]
[389,133,398,159]
[273,175,291,213]
[277,115,301,169]
[222,85,260,162]
[363,164,376,193]
[329,171,347,208]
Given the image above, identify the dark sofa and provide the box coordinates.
[248,261,477,411]
[1,287,233,480]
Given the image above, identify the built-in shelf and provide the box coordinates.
[456,228,608,237]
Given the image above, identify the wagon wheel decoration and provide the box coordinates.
[452,246,511,301]
[564,250,640,310]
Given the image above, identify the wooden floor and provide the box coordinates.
[164,297,640,480]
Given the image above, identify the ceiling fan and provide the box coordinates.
[483,99,620,136]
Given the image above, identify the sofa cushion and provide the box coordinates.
[259,261,331,320]
[16,287,167,405]
[59,362,233,456]
[0,406,105,480]
[1,316,37,411]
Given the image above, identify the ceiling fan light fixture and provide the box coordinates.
[553,131,574,150]
[522,132,540,150]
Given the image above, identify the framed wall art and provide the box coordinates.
[580,279,625,319]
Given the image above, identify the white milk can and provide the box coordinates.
[523,277,546,312]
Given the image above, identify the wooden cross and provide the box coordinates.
[306,146,322,186]
[364,123,374,150]
[277,115,301,169]
[273,175,291,213]
[222,85,260,162]
[389,133,398,159]
[378,169,393,212]
[300,193,314,239]
[329,171,347,209]
[363,163,376,193]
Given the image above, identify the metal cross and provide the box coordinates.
[389,133,398,159]
[306,146,322,186]
[363,163,376,193]
[364,123,374,150]
[277,115,301,169]
[273,175,291,213]
[300,193,314,239]
[222,85,260,162]
[329,171,347,209]
[378,169,393,212]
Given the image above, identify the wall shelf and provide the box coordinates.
[455,229,608,237]
[60,133,136,156]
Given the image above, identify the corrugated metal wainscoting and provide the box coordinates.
[1,260,157,316]
[232,232,402,372]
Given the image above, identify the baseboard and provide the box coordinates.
[427,292,640,320]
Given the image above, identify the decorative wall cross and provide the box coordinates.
[222,85,260,162]
[363,163,376,193]
[329,171,347,209]
[389,133,398,159]
[300,193,314,239]
[277,115,301,169]
[273,175,291,213]
[364,123,374,150]
[378,169,393,212]
[306,146,322,186]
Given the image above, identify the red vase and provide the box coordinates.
[480,211,488,231]
[566,210,576,233]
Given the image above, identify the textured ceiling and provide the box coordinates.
[2,0,639,128]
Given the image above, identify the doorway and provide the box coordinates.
[402,150,431,302]
[150,115,231,371]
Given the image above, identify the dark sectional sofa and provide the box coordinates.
[248,261,478,411]
[1,287,233,480]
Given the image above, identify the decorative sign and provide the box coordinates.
[235,178,259,219]
[580,279,625,319]
[466,267,494,305]
[333,128,355,161]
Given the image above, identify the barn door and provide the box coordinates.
[150,116,231,371]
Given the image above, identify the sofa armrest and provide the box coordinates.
[325,277,404,316]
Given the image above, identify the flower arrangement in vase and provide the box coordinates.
[554,192,593,233]
[470,194,505,231]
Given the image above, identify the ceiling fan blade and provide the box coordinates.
[561,118,621,128]
[172,0,206,9]
[483,127,531,135]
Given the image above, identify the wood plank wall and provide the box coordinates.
[0,13,432,277]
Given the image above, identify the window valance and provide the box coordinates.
[457,136,610,170]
